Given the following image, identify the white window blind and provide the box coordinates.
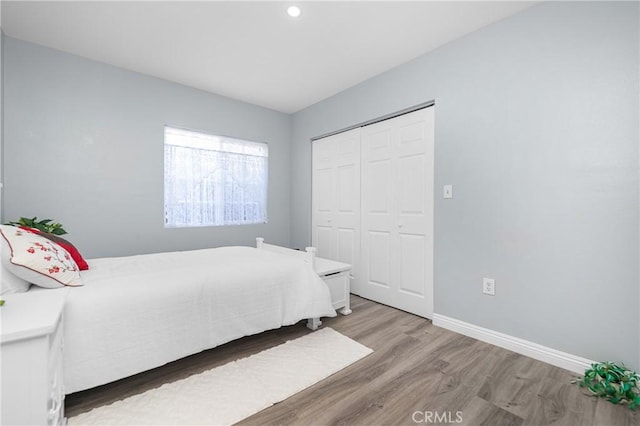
[164,126,268,227]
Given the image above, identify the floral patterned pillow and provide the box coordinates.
[0,225,83,288]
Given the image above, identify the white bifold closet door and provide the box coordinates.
[360,107,434,318]
[311,128,361,283]
[311,106,434,318]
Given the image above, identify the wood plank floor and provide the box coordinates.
[66,296,639,425]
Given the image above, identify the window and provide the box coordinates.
[164,126,268,227]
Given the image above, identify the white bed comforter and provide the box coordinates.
[61,246,336,394]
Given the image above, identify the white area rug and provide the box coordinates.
[69,328,373,425]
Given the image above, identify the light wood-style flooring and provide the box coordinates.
[66,295,638,425]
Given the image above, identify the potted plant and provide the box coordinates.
[575,361,640,410]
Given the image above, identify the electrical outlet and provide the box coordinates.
[483,278,495,296]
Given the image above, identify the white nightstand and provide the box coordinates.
[314,257,352,316]
[1,288,68,426]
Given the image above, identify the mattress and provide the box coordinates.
[47,246,335,393]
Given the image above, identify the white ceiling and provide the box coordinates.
[1,1,536,113]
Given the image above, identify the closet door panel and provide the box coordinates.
[399,234,426,296]
[334,130,360,274]
[398,154,425,215]
[312,128,361,285]
[360,119,395,299]
[396,108,434,317]
[312,143,336,259]
[315,169,335,213]
[367,128,393,158]
[337,164,358,225]
[396,111,429,232]
[314,226,334,260]
[361,107,434,318]
[336,228,356,268]
[367,231,391,288]
[366,161,392,214]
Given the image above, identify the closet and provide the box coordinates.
[311,106,434,318]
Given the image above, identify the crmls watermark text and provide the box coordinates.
[412,410,463,424]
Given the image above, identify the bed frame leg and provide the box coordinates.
[306,317,322,331]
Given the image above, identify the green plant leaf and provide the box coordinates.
[5,216,68,235]
[573,361,640,411]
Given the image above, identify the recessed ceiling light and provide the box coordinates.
[287,6,301,18]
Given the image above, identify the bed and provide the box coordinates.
[7,237,337,394]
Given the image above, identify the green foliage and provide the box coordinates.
[575,362,640,410]
[6,217,67,235]
[0,299,4,307]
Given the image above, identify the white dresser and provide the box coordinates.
[1,288,68,426]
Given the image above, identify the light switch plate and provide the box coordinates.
[443,185,453,199]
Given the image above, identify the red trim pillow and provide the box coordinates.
[0,225,82,288]
[19,227,89,270]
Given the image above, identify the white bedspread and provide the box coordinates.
[57,246,336,394]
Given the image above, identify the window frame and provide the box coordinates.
[163,125,269,228]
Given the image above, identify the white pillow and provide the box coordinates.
[0,225,82,288]
[1,232,31,294]
[0,259,31,295]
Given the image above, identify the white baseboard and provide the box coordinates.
[432,314,593,374]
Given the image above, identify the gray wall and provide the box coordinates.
[3,37,292,258]
[291,2,639,368]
